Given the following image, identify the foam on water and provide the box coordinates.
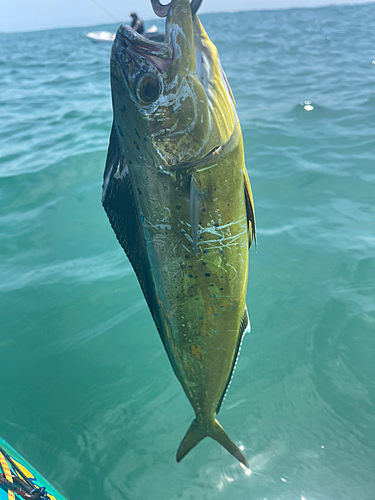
[0,4,374,500]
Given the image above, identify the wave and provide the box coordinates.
[0,250,131,291]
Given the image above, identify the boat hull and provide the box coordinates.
[0,437,67,500]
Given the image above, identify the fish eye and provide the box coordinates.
[135,73,161,105]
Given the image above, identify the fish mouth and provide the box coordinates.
[114,25,173,72]
[114,0,195,73]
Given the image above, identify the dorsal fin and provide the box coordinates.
[102,126,163,333]
[102,126,192,389]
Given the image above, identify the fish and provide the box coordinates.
[102,0,256,468]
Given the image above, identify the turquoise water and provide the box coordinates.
[1,3,375,499]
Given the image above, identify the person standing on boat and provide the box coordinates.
[130,12,145,34]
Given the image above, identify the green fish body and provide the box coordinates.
[102,0,256,468]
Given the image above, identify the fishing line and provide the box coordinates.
[89,0,121,23]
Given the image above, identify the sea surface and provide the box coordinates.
[1,3,374,499]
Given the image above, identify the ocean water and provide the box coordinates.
[1,3,374,499]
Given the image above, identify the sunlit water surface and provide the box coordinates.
[1,4,374,500]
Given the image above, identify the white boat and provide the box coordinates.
[86,26,163,43]
[86,31,115,42]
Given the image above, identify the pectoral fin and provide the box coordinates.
[243,169,256,248]
[190,176,203,255]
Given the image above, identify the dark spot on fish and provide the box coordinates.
[202,262,207,266]
[214,224,219,227]
[195,298,200,301]
[198,332,202,335]
[144,137,147,142]
[189,265,193,269]
[209,284,214,287]
[214,314,218,317]
[185,255,189,259]
[220,288,224,290]
[205,273,211,277]
[220,249,224,254]
[214,188,216,191]
[129,160,132,164]
[210,295,215,298]
[164,186,169,192]
[203,249,209,254]
[181,229,186,234]
[137,188,142,195]
[216,348,219,350]
[135,129,140,139]
[188,275,193,278]
[120,105,126,113]
[176,205,181,210]
[133,140,140,151]
[200,316,204,320]
[117,125,124,138]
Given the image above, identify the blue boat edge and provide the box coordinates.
[0,437,68,500]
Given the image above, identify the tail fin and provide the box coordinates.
[176,418,249,468]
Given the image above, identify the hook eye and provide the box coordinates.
[150,0,203,18]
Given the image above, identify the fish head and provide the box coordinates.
[110,0,236,168]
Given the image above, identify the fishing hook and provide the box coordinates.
[150,0,203,18]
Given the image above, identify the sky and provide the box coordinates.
[0,0,372,33]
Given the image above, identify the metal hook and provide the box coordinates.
[150,0,203,18]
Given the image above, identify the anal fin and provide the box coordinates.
[243,169,256,248]
[215,307,250,414]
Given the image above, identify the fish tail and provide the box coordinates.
[176,418,249,468]
[176,418,206,463]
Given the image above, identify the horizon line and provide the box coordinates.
[0,1,372,35]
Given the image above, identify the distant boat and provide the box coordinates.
[86,25,164,43]
[86,31,115,42]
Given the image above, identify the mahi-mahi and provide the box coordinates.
[102,0,256,468]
